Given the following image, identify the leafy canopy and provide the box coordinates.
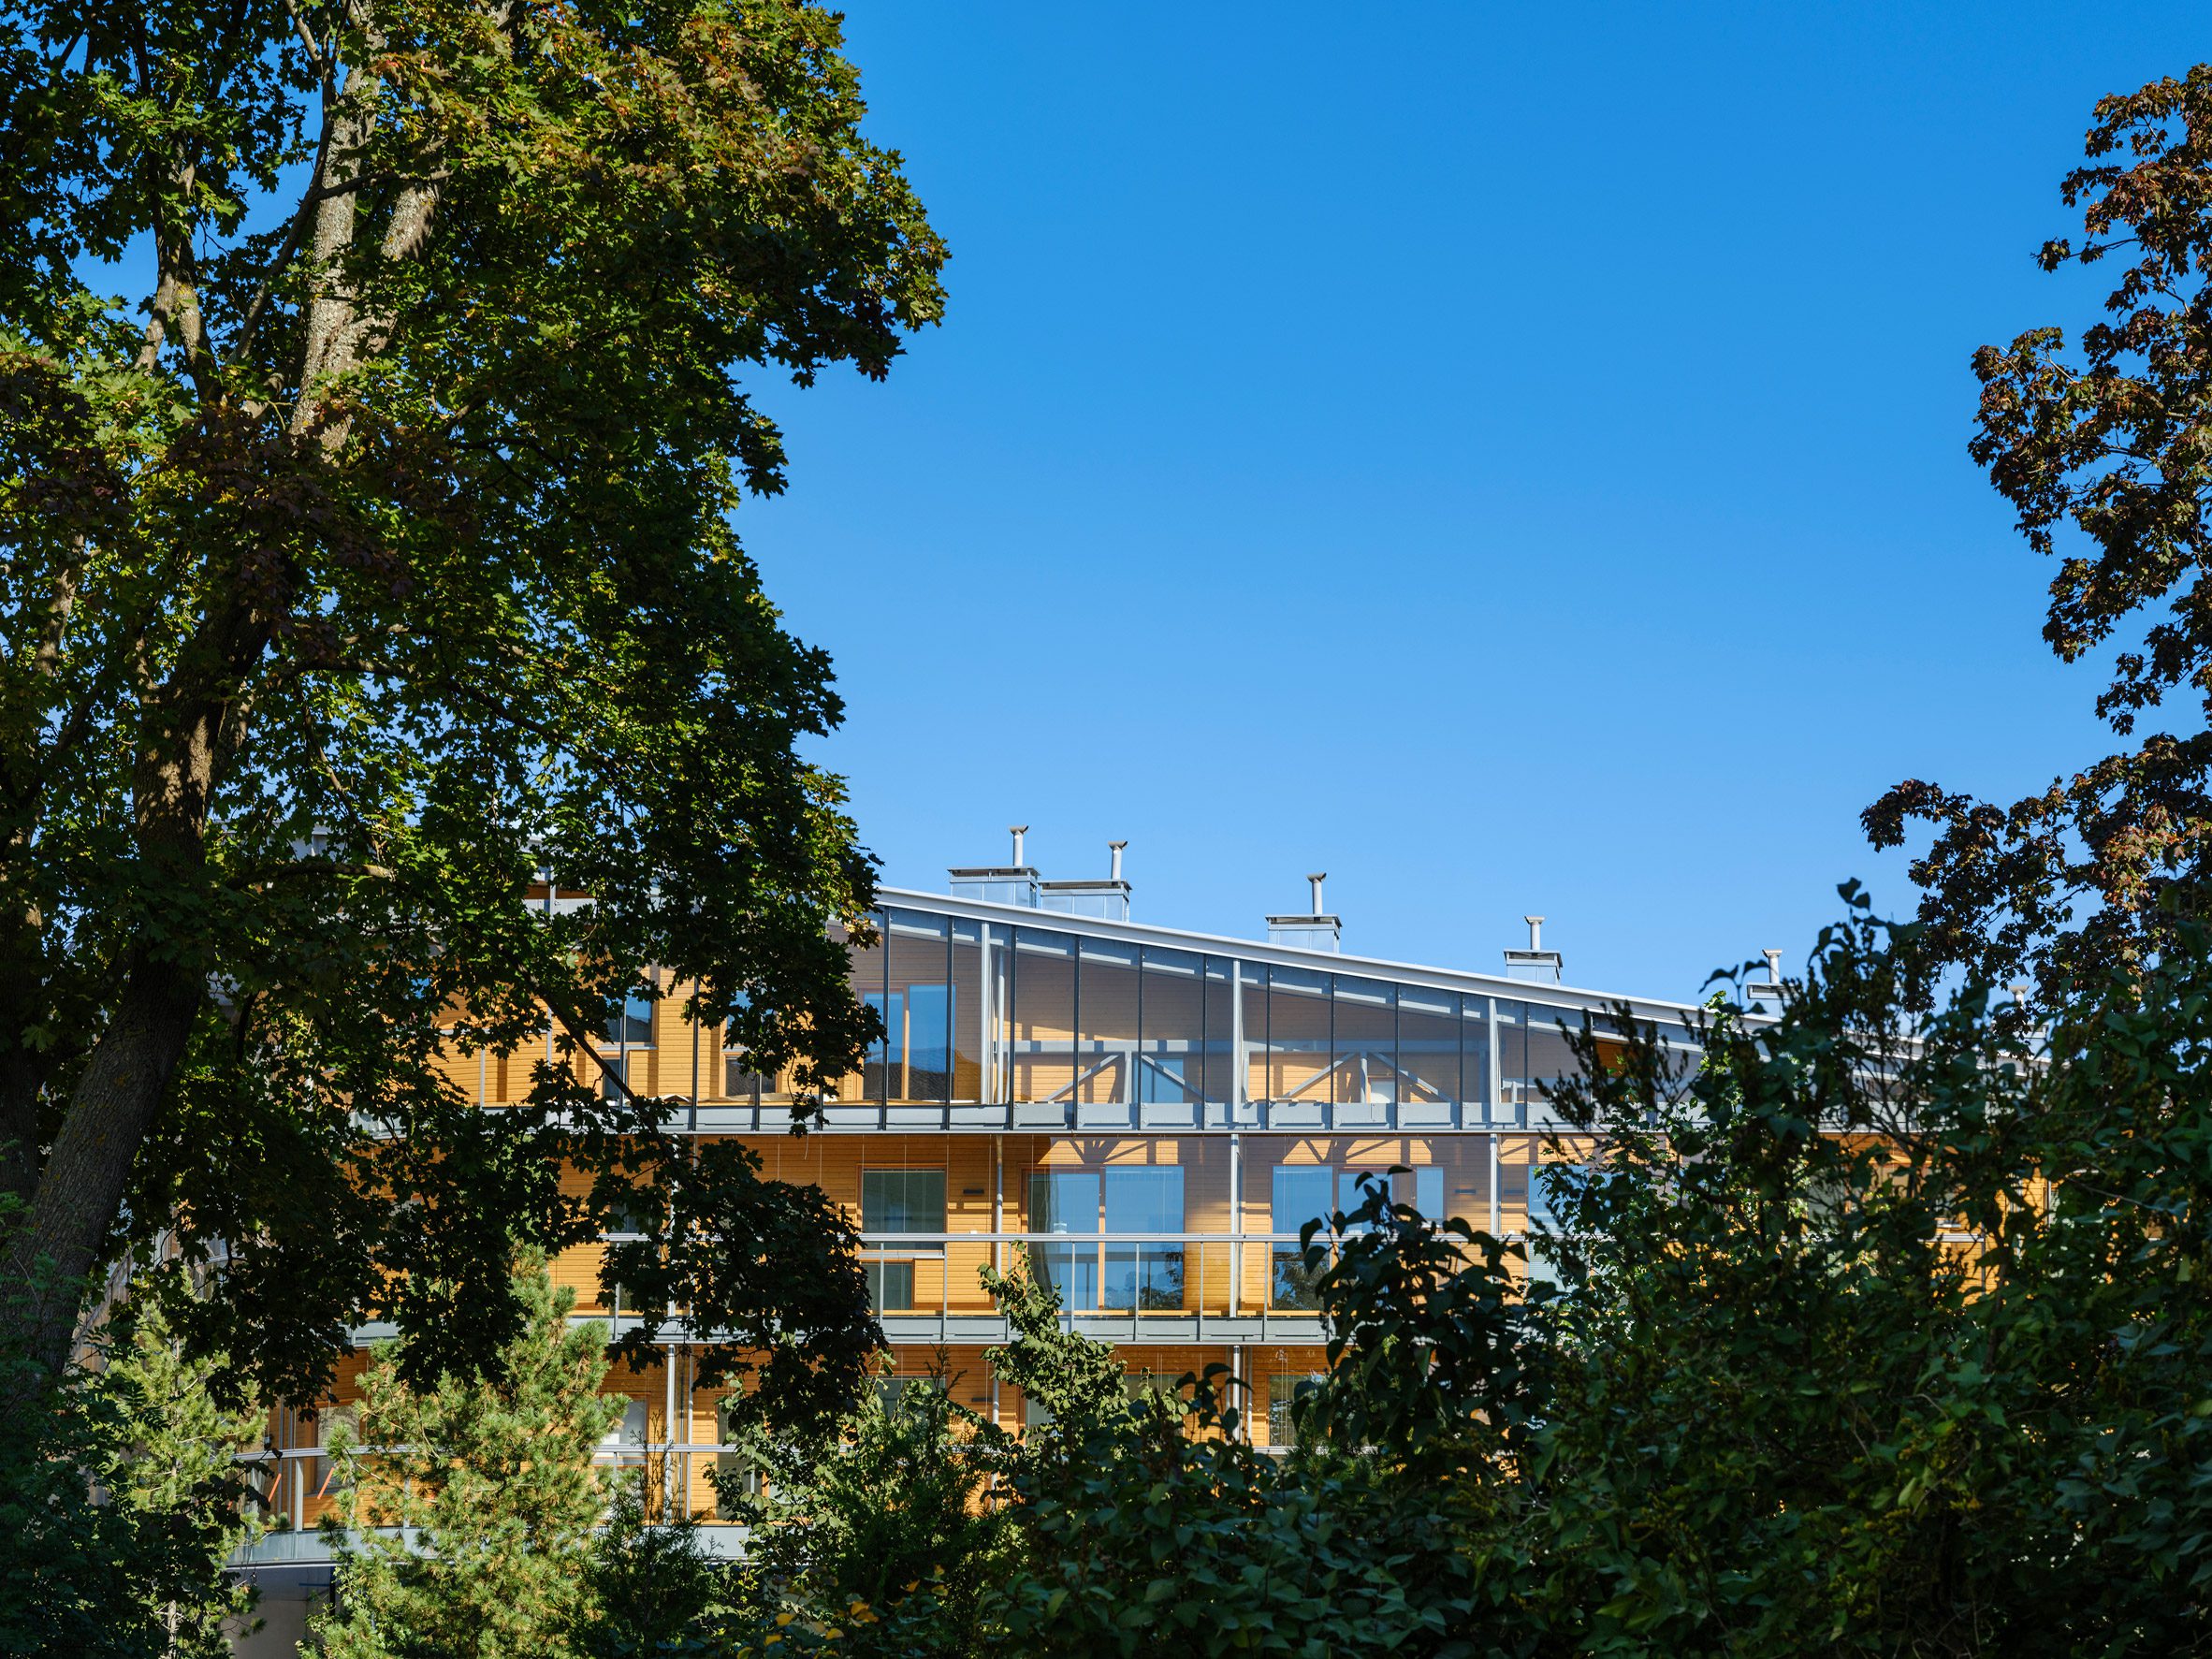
[0,0,944,1408]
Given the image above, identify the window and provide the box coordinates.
[1122,1368,1177,1408]
[862,1170,944,1315]
[863,1169,946,1231]
[1027,1170,1100,1309]
[604,983,654,1046]
[1026,1166,1186,1313]
[1267,1374,1325,1449]
[1269,1165,1442,1305]
[714,1395,758,1515]
[1271,1166,1332,1308]
[1103,1167,1184,1311]
[313,1405,359,1498]
[904,983,953,1099]
[723,1053,773,1101]
[599,1398,649,1468]
[874,1375,943,1415]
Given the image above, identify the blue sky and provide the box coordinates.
[740,2,2202,1000]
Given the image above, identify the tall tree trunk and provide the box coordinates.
[1,953,204,1386]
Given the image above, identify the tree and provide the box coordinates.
[309,1251,625,1659]
[716,1362,1020,1659]
[1864,65,2212,1000]
[0,1258,267,1657]
[0,0,944,1403]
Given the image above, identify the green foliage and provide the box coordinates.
[711,1361,1020,1659]
[1865,64,2212,998]
[642,893,2212,1657]
[0,0,939,1404]
[978,1259,1128,1437]
[575,1476,730,1659]
[309,1252,623,1659]
[996,1367,1477,1659]
[1521,888,2212,1652]
[0,1260,265,1657]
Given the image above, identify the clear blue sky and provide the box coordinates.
[741,2,2200,1001]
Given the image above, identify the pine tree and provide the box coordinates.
[100,1287,270,1656]
[309,1253,623,1659]
[0,1262,266,1658]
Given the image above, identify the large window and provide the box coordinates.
[1011,930,1077,1102]
[1265,1153,1449,1308]
[1398,987,1460,1106]
[1027,1169,1099,1309]
[1026,1165,1186,1312]
[1332,977,1397,1105]
[876,910,955,1102]
[1265,968,1331,1101]
[604,982,654,1046]
[862,1168,945,1312]
[1078,939,1139,1105]
[1103,1167,1184,1310]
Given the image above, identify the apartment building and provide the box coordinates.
[230,838,1711,1644]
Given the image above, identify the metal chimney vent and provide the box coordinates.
[1267,872,1341,953]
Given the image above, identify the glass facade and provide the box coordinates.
[307,884,1707,1548]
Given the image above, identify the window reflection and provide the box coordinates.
[1331,977,1397,1105]
[1011,930,1076,1102]
[1078,939,1139,1105]
[1137,947,1205,1104]
[1265,968,1330,1102]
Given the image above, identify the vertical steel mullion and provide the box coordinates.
[1229,1130,1242,1318]
[1456,993,1467,1131]
[1488,997,1502,1128]
[1229,957,1245,1117]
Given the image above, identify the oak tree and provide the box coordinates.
[0,0,944,1413]
[1866,66,2212,997]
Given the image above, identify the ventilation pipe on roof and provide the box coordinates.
[947,822,1040,907]
[1267,872,1340,953]
[1749,947,1785,1007]
[1041,838,1132,922]
[1504,913,1563,983]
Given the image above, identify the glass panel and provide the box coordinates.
[1271,1163,1332,1308]
[1011,930,1077,1103]
[604,983,654,1046]
[1436,1136,1492,1232]
[1331,977,1396,1105]
[1240,962,1268,1104]
[866,1259,916,1312]
[1202,956,1234,1104]
[1496,1134,1536,1233]
[1461,997,1492,1113]
[1078,939,1139,1105]
[1525,1005,1584,1112]
[862,1169,946,1233]
[885,911,952,1102]
[714,1395,758,1513]
[1398,987,1460,1106]
[1138,947,1204,1105]
[1265,968,1331,1102]
[861,991,904,1101]
[1027,1170,1099,1310]
[837,916,886,1102]
[1495,1000,1530,1124]
[1266,1374,1324,1450]
[863,1168,943,1315]
[723,1051,771,1103]
[952,921,984,1102]
[1103,1167,1184,1311]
